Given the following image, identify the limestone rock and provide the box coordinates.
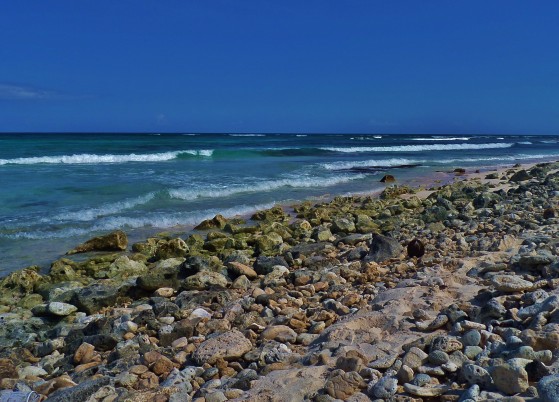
[538,375,559,402]
[67,230,128,254]
[491,274,534,292]
[490,361,529,395]
[183,271,228,290]
[47,301,78,316]
[192,330,252,365]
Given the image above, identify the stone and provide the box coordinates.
[543,208,556,219]
[325,370,365,400]
[403,383,450,397]
[402,347,429,370]
[0,359,18,379]
[461,364,493,387]
[407,238,425,258]
[47,302,78,316]
[380,175,396,183]
[490,362,529,395]
[74,342,95,364]
[155,238,189,259]
[331,218,356,234]
[143,351,174,376]
[46,376,111,402]
[0,267,43,294]
[72,282,128,314]
[227,262,258,279]
[491,275,534,292]
[538,375,559,402]
[509,170,532,182]
[192,329,252,365]
[183,271,228,290]
[67,230,127,254]
[365,234,403,263]
[369,376,398,399]
[261,325,297,344]
[428,350,449,365]
[195,214,227,230]
[462,329,481,347]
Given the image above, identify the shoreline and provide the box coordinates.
[1,159,559,400]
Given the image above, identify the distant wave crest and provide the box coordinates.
[411,137,471,141]
[0,150,213,165]
[322,158,419,170]
[168,175,366,201]
[321,143,514,153]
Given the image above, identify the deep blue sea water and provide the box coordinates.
[1,133,559,275]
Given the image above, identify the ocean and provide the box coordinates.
[1,133,558,275]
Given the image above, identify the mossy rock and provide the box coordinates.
[0,266,43,295]
[132,238,159,256]
[251,206,289,222]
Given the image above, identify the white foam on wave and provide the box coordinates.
[517,141,532,145]
[229,134,266,137]
[168,174,366,201]
[435,153,559,163]
[0,150,213,165]
[5,202,282,239]
[322,158,419,170]
[296,134,307,137]
[321,143,514,153]
[44,192,157,223]
[411,137,471,141]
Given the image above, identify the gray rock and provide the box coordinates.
[46,377,111,402]
[192,329,252,365]
[462,330,481,347]
[491,274,534,292]
[183,271,228,290]
[369,376,398,399]
[365,234,403,263]
[47,302,78,316]
[538,374,559,402]
[461,364,493,387]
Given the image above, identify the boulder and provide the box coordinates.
[380,175,396,183]
[509,170,532,182]
[67,230,128,254]
[155,238,189,260]
[194,214,228,230]
[365,234,402,263]
[192,329,252,365]
[182,271,228,290]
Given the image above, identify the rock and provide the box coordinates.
[369,376,398,399]
[107,255,147,279]
[538,375,559,402]
[462,364,493,387]
[183,271,228,290]
[67,230,127,254]
[407,238,425,258]
[491,274,534,292]
[74,342,95,364]
[195,214,227,230]
[46,376,111,402]
[0,267,43,294]
[136,264,185,291]
[331,218,356,234]
[462,330,481,347]
[143,351,174,376]
[510,170,532,182]
[192,329,252,365]
[325,370,365,399]
[543,208,556,219]
[261,325,297,343]
[402,347,428,370]
[72,282,130,314]
[490,361,530,395]
[0,358,17,379]
[365,234,402,263]
[227,262,258,279]
[403,383,450,397]
[47,302,78,316]
[254,256,288,275]
[380,175,396,183]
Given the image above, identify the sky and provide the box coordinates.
[0,1,558,134]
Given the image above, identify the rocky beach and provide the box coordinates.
[3,162,559,401]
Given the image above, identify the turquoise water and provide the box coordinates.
[1,133,558,274]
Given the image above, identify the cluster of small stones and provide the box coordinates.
[1,163,559,401]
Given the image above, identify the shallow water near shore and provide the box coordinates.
[1,132,559,275]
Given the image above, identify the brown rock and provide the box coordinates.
[74,361,101,373]
[138,371,159,389]
[407,238,425,258]
[67,230,128,254]
[380,175,396,183]
[227,262,258,279]
[192,329,253,365]
[129,365,150,375]
[261,325,297,343]
[0,358,17,379]
[34,374,77,396]
[324,370,365,399]
[142,351,174,376]
[74,342,95,365]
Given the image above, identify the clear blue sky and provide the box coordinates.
[1,1,558,134]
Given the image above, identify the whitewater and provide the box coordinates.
[0,132,558,274]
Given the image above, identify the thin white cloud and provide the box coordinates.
[0,83,57,100]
